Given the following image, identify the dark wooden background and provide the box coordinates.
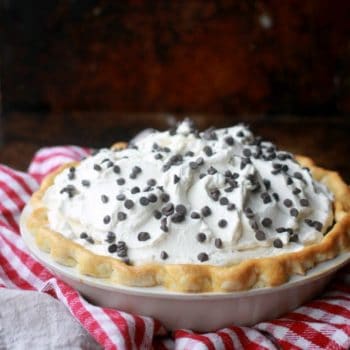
[0,1,350,182]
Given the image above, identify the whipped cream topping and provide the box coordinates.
[42,120,334,266]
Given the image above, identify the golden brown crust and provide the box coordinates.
[25,154,350,293]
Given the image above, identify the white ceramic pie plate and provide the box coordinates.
[20,204,350,332]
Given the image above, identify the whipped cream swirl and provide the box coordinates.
[42,121,334,266]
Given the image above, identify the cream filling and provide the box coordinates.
[42,121,334,266]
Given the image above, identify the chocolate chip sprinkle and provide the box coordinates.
[255,230,266,241]
[260,192,272,204]
[117,178,125,185]
[86,237,94,244]
[191,211,200,219]
[201,206,212,217]
[113,165,120,174]
[148,194,158,203]
[124,199,134,209]
[160,217,168,232]
[276,227,286,233]
[219,197,229,205]
[93,164,102,171]
[175,204,187,215]
[117,212,127,221]
[138,232,150,241]
[197,252,209,262]
[160,193,170,203]
[108,244,117,253]
[174,175,180,184]
[207,166,217,175]
[101,194,109,203]
[162,203,174,216]
[293,188,301,195]
[139,196,149,206]
[203,145,213,156]
[131,186,140,194]
[209,188,220,201]
[224,136,234,145]
[227,203,236,211]
[261,217,272,227]
[147,179,157,187]
[300,198,309,207]
[80,232,88,239]
[215,238,223,248]
[313,221,323,232]
[197,232,206,242]
[106,231,116,243]
[103,215,111,224]
[116,194,126,201]
[81,179,90,187]
[160,251,168,260]
[244,207,254,218]
[290,208,299,217]
[283,199,293,208]
[273,238,283,248]
[218,219,227,228]
[154,210,162,219]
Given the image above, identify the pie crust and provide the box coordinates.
[26,147,350,293]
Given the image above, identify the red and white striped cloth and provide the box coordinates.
[0,145,349,350]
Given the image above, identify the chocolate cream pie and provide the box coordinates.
[26,120,350,292]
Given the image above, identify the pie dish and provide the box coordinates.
[25,120,350,293]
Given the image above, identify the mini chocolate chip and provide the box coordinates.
[116,194,126,201]
[80,232,88,239]
[93,164,102,171]
[189,161,199,170]
[209,188,220,201]
[273,238,283,248]
[282,164,289,172]
[148,194,158,203]
[255,230,266,241]
[117,178,125,185]
[244,207,254,218]
[305,218,314,226]
[133,166,142,174]
[139,196,150,206]
[143,186,152,192]
[300,198,309,207]
[290,208,299,217]
[201,206,212,217]
[219,197,229,205]
[197,252,209,262]
[283,199,293,208]
[261,217,272,227]
[197,232,206,242]
[174,175,180,184]
[160,251,168,260]
[224,187,234,193]
[68,172,75,180]
[175,204,187,215]
[294,172,303,180]
[289,234,299,242]
[224,136,234,145]
[227,203,236,211]
[107,161,114,168]
[261,192,272,204]
[154,153,163,160]
[160,193,170,203]
[81,180,90,187]
[108,244,117,253]
[272,193,280,201]
[113,165,120,174]
[160,217,168,232]
[218,219,227,228]
[243,148,252,157]
[86,237,94,244]
[117,212,127,221]
[164,147,171,153]
[287,177,293,185]
[103,215,111,224]
[154,210,162,219]
[131,186,140,194]
[101,195,109,203]
[250,220,259,231]
[207,166,218,175]
[138,232,150,241]
[124,199,134,209]
[199,173,207,179]
[171,212,185,223]
[106,231,116,243]
[185,151,194,157]
[162,203,174,216]
[293,188,301,195]
[215,238,223,248]
[147,179,157,186]
[203,146,213,156]
[263,179,271,190]
[276,227,286,233]
[313,221,323,232]
[191,211,200,219]
[272,163,282,170]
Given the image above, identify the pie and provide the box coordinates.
[25,120,350,292]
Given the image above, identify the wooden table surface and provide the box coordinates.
[1,113,349,184]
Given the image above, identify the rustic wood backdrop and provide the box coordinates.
[1,1,350,182]
[2,0,350,115]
